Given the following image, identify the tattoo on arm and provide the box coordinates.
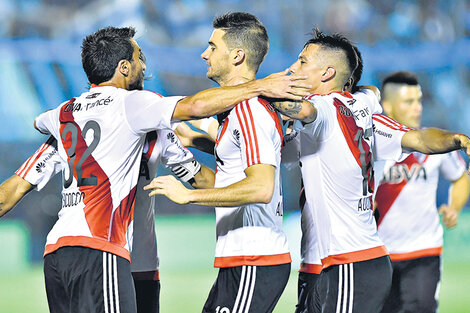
[271,100,303,117]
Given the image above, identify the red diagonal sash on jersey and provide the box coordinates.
[332,98,374,195]
[375,154,420,226]
[59,103,133,248]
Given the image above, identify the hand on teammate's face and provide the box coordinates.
[259,69,311,100]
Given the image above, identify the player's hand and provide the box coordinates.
[455,134,470,173]
[144,175,191,205]
[439,204,459,229]
[257,69,311,100]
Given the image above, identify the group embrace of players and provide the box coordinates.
[1,11,469,313]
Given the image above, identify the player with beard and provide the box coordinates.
[30,25,310,313]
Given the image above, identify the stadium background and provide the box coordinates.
[0,0,470,312]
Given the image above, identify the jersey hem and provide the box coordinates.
[44,236,130,262]
[299,262,322,274]
[321,245,388,269]
[214,252,292,268]
[389,246,442,262]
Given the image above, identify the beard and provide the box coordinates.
[128,72,145,91]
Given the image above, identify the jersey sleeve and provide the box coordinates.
[124,91,184,134]
[373,114,412,162]
[353,89,383,115]
[35,108,60,138]
[158,129,195,166]
[15,136,62,191]
[234,100,281,169]
[439,151,467,181]
[301,96,334,141]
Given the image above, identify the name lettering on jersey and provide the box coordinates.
[373,125,392,138]
[62,191,85,208]
[337,104,370,122]
[358,196,372,211]
[352,107,370,120]
[86,96,113,111]
[64,101,82,113]
[383,163,427,184]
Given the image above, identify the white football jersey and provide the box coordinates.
[376,150,466,261]
[213,97,291,267]
[34,85,182,261]
[17,128,195,272]
[297,112,411,273]
[300,89,405,269]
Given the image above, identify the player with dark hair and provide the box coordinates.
[376,71,470,313]
[0,130,212,313]
[271,29,470,312]
[145,12,291,313]
[30,25,309,313]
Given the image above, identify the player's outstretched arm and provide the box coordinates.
[439,172,470,229]
[402,129,470,171]
[0,175,35,218]
[269,99,318,123]
[172,69,311,121]
[144,164,275,206]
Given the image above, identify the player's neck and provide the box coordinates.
[314,82,344,95]
[219,70,256,87]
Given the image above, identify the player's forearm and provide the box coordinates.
[187,175,274,207]
[270,99,317,123]
[0,175,34,218]
[403,129,469,154]
[448,173,470,212]
[180,82,263,120]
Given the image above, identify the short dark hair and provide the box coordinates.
[382,71,419,87]
[81,26,136,85]
[304,28,358,86]
[212,12,269,72]
[350,44,363,92]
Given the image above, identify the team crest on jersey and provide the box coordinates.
[383,164,427,184]
[36,162,46,173]
[86,93,101,99]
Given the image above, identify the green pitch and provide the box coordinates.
[1,214,470,312]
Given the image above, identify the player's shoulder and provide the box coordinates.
[126,89,164,100]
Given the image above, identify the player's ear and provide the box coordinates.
[321,66,336,82]
[232,48,245,66]
[118,60,130,77]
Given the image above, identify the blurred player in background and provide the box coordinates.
[375,71,470,313]
[146,12,291,313]
[0,129,213,313]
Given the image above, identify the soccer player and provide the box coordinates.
[1,129,213,313]
[31,26,309,313]
[145,12,291,313]
[375,71,470,313]
[270,30,470,312]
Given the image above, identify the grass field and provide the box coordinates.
[1,213,470,312]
